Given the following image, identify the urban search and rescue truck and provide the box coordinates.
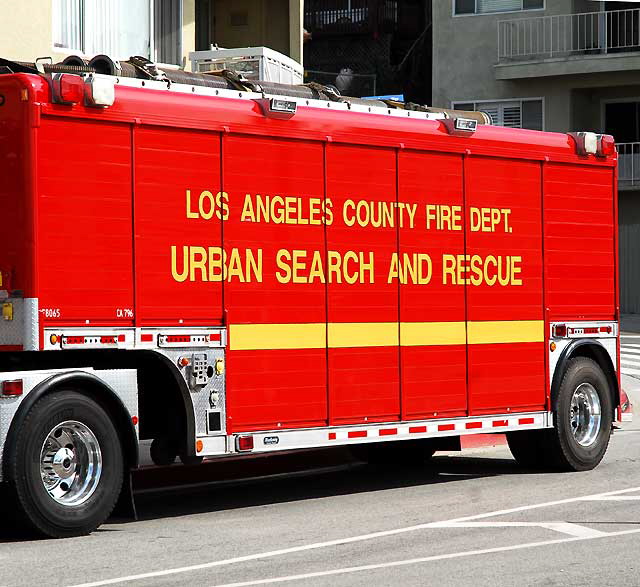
[0,58,623,537]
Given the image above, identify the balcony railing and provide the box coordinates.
[498,8,640,63]
[304,0,398,36]
[617,143,640,190]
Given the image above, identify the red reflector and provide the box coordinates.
[438,424,456,432]
[493,420,508,427]
[379,428,397,436]
[553,324,567,338]
[328,432,337,440]
[519,417,535,425]
[165,335,192,343]
[598,134,616,157]
[118,334,126,342]
[65,336,85,345]
[2,380,23,396]
[599,326,613,334]
[100,336,116,344]
[466,422,482,429]
[409,426,427,434]
[208,333,222,342]
[140,334,154,342]
[237,436,254,451]
[131,416,139,426]
[348,430,367,438]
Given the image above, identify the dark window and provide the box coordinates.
[455,0,476,14]
[522,100,543,131]
[523,0,543,9]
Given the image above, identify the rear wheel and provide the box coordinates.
[550,357,612,471]
[508,357,612,472]
[7,390,124,538]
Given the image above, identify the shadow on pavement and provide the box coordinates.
[124,451,531,524]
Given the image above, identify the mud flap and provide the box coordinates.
[111,470,137,521]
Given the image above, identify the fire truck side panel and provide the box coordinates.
[543,163,616,320]
[0,77,36,351]
[37,117,134,326]
[133,125,223,325]
[398,150,467,420]
[224,135,328,432]
[464,157,545,414]
[325,145,400,425]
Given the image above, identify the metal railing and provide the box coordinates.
[617,142,640,189]
[304,0,398,36]
[498,8,640,62]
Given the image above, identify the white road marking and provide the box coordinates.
[428,521,607,538]
[208,528,640,587]
[68,485,640,587]
[580,495,640,501]
[621,348,640,356]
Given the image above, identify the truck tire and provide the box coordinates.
[6,390,124,538]
[547,357,612,471]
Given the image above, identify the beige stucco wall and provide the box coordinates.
[0,0,65,63]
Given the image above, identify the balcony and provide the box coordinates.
[495,8,640,80]
[618,143,640,191]
[304,0,398,37]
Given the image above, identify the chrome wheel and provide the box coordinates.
[40,420,102,506]
[570,383,602,447]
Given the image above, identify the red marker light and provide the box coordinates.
[597,134,616,157]
[52,74,84,105]
[553,324,567,338]
[2,380,23,396]
[237,436,254,451]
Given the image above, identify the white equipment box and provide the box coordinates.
[189,46,303,85]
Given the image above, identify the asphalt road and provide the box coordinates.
[1,381,639,587]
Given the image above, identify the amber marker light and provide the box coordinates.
[196,440,204,453]
[550,342,557,352]
[178,356,190,367]
[50,334,59,345]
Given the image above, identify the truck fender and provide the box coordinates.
[2,370,139,483]
[550,339,619,412]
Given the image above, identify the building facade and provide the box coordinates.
[433,0,640,313]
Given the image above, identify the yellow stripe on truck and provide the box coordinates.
[229,323,326,351]
[228,320,545,351]
[328,322,398,348]
[400,321,466,346]
[466,320,544,345]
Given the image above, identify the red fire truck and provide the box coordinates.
[0,56,622,538]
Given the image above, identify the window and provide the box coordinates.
[453,99,543,130]
[52,0,183,65]
[454,0,543,16]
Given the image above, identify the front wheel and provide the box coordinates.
[6,390,124,538]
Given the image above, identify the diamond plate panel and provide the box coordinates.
[154,348,227,436]
[0,298,39,349]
